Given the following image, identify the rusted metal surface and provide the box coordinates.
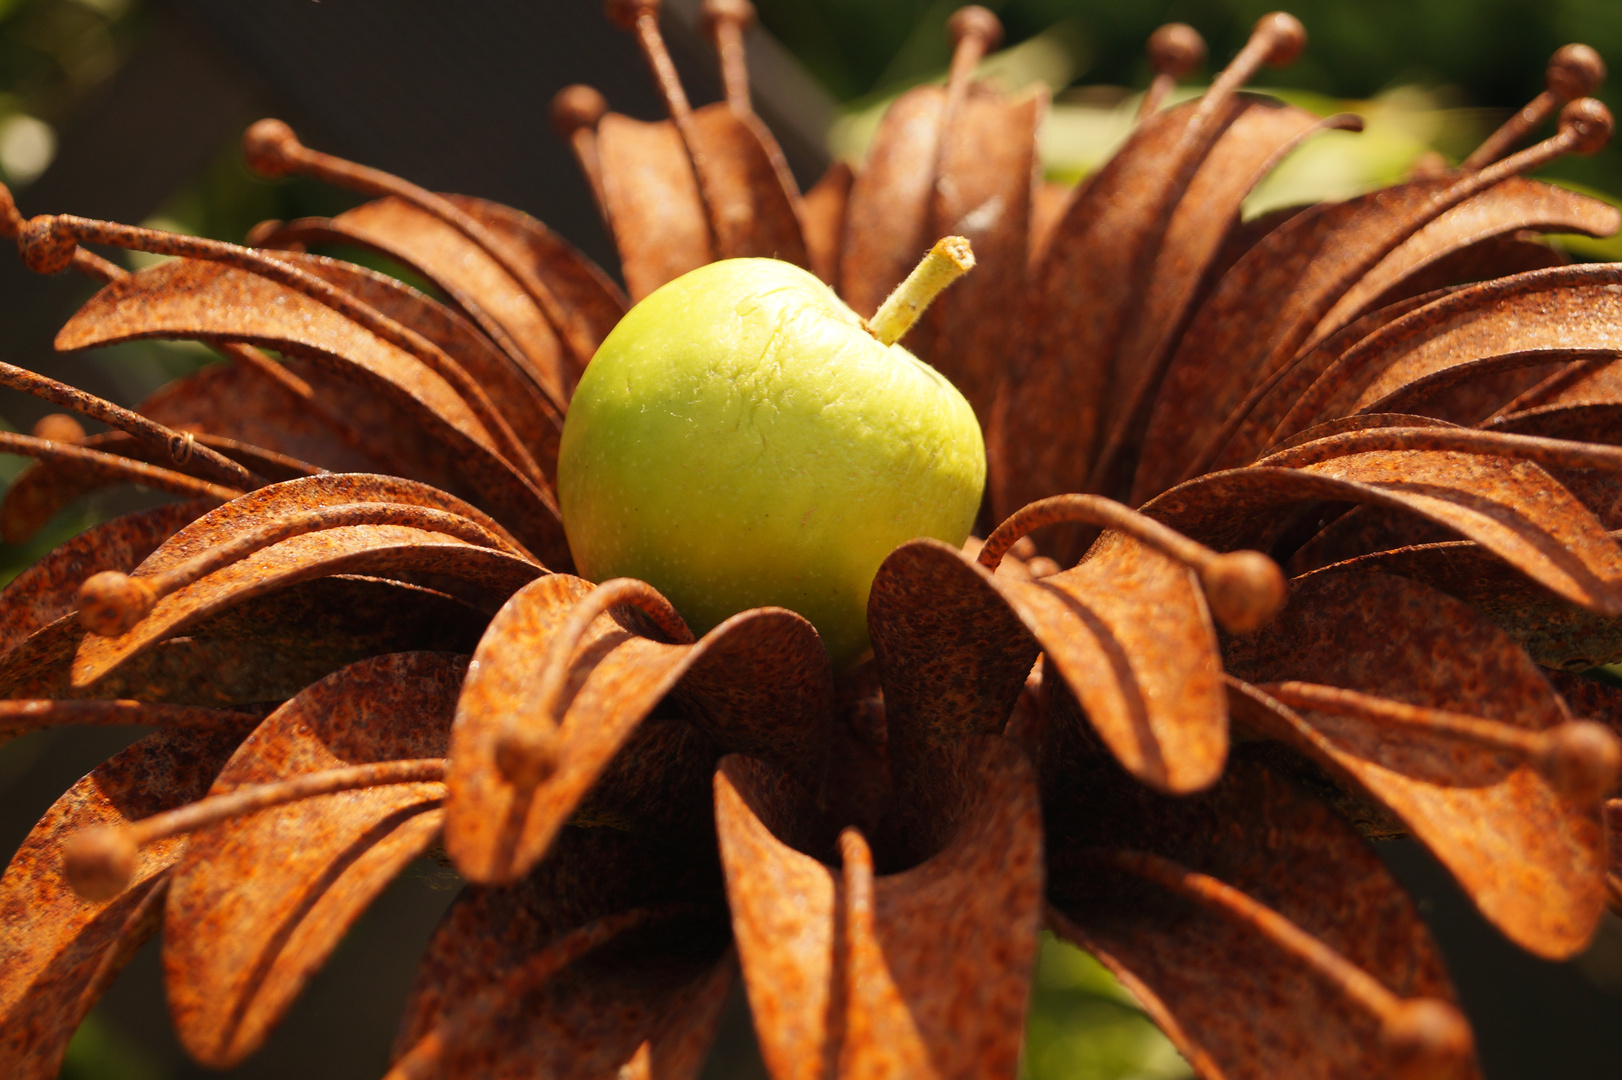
[1221,570,1606,956]
[800,159,851,286]
[0,726,248,1078]
[3,8,1622,1076]
[0,698,256,745]
[596,112,715,301]
[446,574,833,883]
[913,85,1042,428]
[0,503,204,654]
[1,431,316,545]
[716,736,1041,1080]
[164,653,462,1066]
[838,86,945,318]
[1312,178,1616,336]
[1048,756,1476,1080]
[53,257,571,562]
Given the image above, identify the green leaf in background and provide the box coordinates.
[1023,933,1192,1080]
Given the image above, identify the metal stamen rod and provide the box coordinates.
[1265,681,1622,802]
[0,360,259,490]
[1076,853,1474,1080]
[978,493,1287,633]
[1463,44,1606,170]
[1139,23,1207,119]
[493,577,692,790]
[866,236,976,347]
[62,759,447,900]
[703,0,756,113]
[241,119,600,380]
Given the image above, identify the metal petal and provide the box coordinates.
[446,575,832,883]
[1221,569,1604,956]
[0,725,247,1079]
[3,576,485,706]
[0,502,205,656]
[688,102,809,267]
[715,736,1042,1080]
[914,86,1044,427]
[801,160,852,286]
[839,86,945,319]
[53,258,568,561]
[1047,756,1474,1080]
[164,652,463,1067]
[596,112,714,302]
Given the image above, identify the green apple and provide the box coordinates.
[557,256,985,666]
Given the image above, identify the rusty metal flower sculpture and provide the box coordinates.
[4,2,1622,1077]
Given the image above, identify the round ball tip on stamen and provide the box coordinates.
[1256,12,1307,67]
[948,6,1003,52]
[63,826,137,902]
[17,215,78,275]
[1148,23,1206,78]
[1534,721,1622,802]
[494,723,561,790]
[31,413,85,443]
[551,85,609,139]
[1200,550,1287,633]
[242,119,304,179]
[1559,97,1613,155]
[605,0,658,31]
[1546,44,1606,100]
[1382,998,1474,1080]
[76,571,156,638]
[702,0,755,30]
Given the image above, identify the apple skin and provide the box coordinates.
[558,257,985,665]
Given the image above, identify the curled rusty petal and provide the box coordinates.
[53,258,568,562]
[687,102,810,267]
[597,112,715,302]
[443,193,628,361]
[397,825,726,1054]
[715,737,1042,1080]
[1,430,317,545]
[1308,537,1622,670]
[396,913,735,1080]
[0,502,205,656]
[164,652,464,1067]
[446,575,832,883]
[135,360,410,478]
[71,522,539,689]
[1357,348,1620,425]
[801,160,852,286]
[1144,443,1622,616]
[1363,233,1570,314]
[915,86,1044,427]
[1000,97,1251,525]
[1221,569,1605,955]
[0,726,248,1079]
[1276,265,1622,440]
[1103,101,1361,502]
[1146,177,1457,481]
[839,86,945,319]
[266,248,564,483]
[1227,677,1606,960]
[1310,178,1617,343]
[1047,756,1474,1080]
[1200,290,1446,479]
[2,576,485,706]
[263,198,575,406]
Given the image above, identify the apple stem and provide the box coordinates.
[865,235,975,346]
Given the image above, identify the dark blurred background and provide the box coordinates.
[1,0,1620,1077]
